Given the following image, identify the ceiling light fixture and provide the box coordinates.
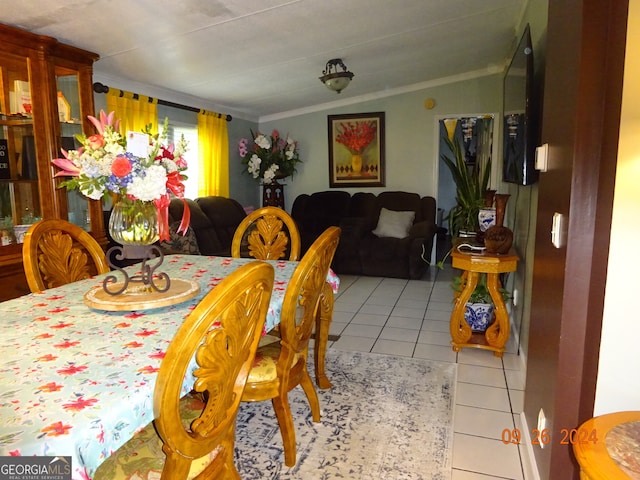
[319,58,354,94]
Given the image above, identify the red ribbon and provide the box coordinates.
[155,172,190,242]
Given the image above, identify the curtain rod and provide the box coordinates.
[92,82,232,121]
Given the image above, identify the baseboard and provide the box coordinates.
[520,412,542,480]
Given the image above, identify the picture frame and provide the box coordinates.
[327,112,385,187]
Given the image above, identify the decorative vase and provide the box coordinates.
[351,154,363,175]
[478,208,496,232]
[108,199,159,247]
[464,302,495,332]
[104,199,170,296]
[484,193,513,254]
[483,189,497,207]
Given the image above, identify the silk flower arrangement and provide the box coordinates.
[52,110,190,242]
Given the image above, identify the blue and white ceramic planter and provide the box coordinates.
[478,207,496,232]
[464,302,494,331]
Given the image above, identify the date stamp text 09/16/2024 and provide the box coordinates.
[501,428,598,446]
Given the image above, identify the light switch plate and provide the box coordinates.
[551,212,564,248]
[535,143,549,171]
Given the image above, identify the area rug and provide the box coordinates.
[234,350,457,480]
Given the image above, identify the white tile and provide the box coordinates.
[502,352,525,371]
[418,330,452,346]
[457,349,504,369]
[395,298,429,309]
[360,303,394,315]
[391,305,426,319]
[349,313,388,326]
[365,295,399,306]
[333,302,361,313]
[331,310,355,323]
[424,309,452,321]
[452,433,523,479]
[386,316,423,330]
[509,389,524,414]
[505,369,526,391]
[371,339,415,357]
[452,469,503,480]
[454,405,515,440]
[379,326,420,342]
[331,335,375,352]
[413,343,457,363]
[427,300,454,312]
[341,323,383,338]
[456,383,511,412]
[421,319,450,333]
[329,321,347,336]
[457,364,507,388]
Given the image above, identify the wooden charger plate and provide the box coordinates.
[84,278,200,311]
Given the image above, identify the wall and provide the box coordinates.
[594,0,640,414]
[493,0,548,371]
[255,75,502,212]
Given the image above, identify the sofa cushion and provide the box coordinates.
[372,208,416,239]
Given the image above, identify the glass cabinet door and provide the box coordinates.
[0,51,41,245]
[56,71,91,231]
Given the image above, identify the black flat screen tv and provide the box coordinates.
[503,24,538,185]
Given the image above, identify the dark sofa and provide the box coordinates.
[292,191,437,279]
[105,192,436,279]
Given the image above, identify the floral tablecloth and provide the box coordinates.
[0,255,339,480]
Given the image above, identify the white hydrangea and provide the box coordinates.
[80,183,106,200]
[127,165,168,201]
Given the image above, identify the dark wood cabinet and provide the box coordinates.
[0,23,105,301]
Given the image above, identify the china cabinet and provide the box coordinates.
[0,23,104,301]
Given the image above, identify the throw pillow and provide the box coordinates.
[159,221,200,255]
[371,208,415,239]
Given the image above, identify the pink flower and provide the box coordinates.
[52,152,81,178]
[111,155,132,177]
[87,110,119,134]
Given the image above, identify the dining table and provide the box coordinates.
[0,254,339,480]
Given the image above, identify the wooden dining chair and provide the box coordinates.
[231,206,301,261]
[22,218,110,293]
[94,261,275,480]
[241,226,340,467]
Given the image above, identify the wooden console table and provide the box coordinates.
[449,248,519,357]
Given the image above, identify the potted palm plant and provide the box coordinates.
[440,124,492,237]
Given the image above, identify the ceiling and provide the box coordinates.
[3,0,527,121]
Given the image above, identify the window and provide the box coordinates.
[166,123,198,199]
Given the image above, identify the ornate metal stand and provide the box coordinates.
[103,244,171,296]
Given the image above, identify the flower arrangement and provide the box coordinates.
[238,129,301,184]
[51,110,190,241]
[335,120,377,154]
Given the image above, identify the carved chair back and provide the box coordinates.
[23,219,110,293]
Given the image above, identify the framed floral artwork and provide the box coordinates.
[327,112,385,187]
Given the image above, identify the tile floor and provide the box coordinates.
[325,263,529,480]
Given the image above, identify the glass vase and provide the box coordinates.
[108,199,159,246]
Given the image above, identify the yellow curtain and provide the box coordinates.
[197,111,229,197]
[106,90,158,135]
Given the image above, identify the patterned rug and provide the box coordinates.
[234,350,457,480]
